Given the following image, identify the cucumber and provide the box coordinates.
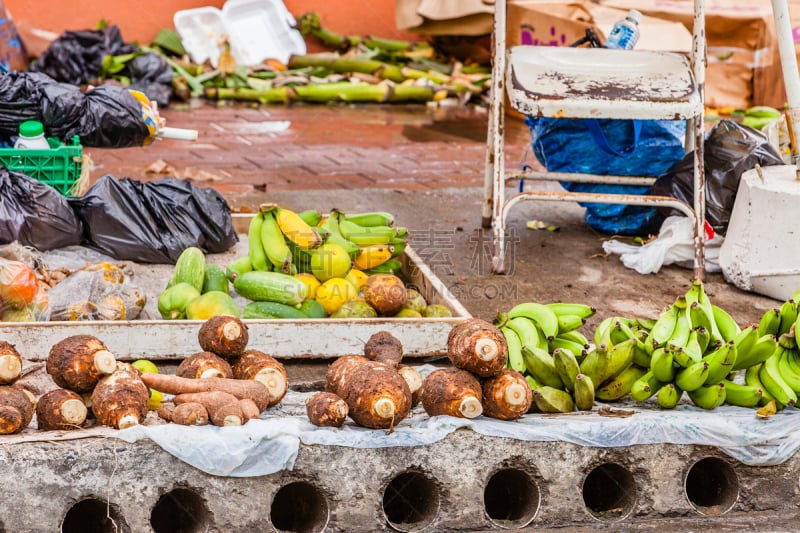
[173,247,206,292]
[202,265,229,294]
[226,256,252,282]
[233,271,308,306]
[243,301,308,319]
[299,299,327,318]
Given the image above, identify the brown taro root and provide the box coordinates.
[141,373,270,411]
[306,392,348,428]
[239,398,261,421]
[36,389,88,430]
[340,361,411,429]
[198,315,249,359]
[0,341,22,385]
[325,355,370,396]
[396,365,423,407]
[362,274,407,315]
[157,402,210,426]
[364,331,403,368]
[421,368,483,419]
[481,369,532,421]
[91,363,149,429]
[175,391,244,427]
[0,385,34,434]
[446,319,507,377]
[177,351,233,380]
[47,335,117,393]
[231,350,288,407]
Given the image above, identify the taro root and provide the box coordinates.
[174,391,243,427]
[339,360,411,430]
[157,402,209,426]
[481,369,532,421]
[397,365,423,407]
[36,388,88,430]
[231,350,288,407]
[421,368,483,419]
[239,398,261,421]
[0,385,35,434]
[177,351,233,380]
[364,331,403,368]
[198,315,249,359]
[306,392,348,428]
[141,373,270,411]
[91,363,149,429]
[447,319,507,377]
[47,335,117,393]
[325,355,370,396]
[0,341,22,385]
[362,274,407,316]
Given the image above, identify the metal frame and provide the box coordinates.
[482,0,707,278]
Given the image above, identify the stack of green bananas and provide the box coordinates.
[229,205,409,279]
[740,105,782,131]
[495,302,598,413]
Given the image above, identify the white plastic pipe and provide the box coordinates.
[772,0,800,168]
[157,127,199,141]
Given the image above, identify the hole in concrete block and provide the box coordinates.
[270,481,329,533]
[483,468,540,529]
[382,470,440,532]
[151,488,212,533]
[61,497,129,533]
[685,457,739,516]
[582,463,636,521]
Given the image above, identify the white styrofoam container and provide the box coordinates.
[719,165,800,301]
[174,0,306,67]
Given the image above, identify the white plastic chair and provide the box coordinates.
[482,0,706,278]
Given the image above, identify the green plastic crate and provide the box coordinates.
[0,135,84,196]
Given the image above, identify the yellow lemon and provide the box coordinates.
[310,243,352,282]
[316,278,358,315]
[345,269,368,292]
[148,389,164,410]
[132,359,159,374]
[294,272,321,300]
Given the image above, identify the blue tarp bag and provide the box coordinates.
[525,116,687,235]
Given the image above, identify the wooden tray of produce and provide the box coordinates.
[0,246,470,362]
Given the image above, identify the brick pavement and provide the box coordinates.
[85,101,536,197]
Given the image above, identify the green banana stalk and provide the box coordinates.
[344,211,395,227]
[657,383,682,409]
[758,353,797,407]
[722,379,762,407]
[650,347,676,382]
[675,361,710,392]
[595,365,647,401]
[545,302,596,319]
[247,213,269,271]
[758,308,781,337]
[500,326,526,374]
[574,373,595,411]
[521,346,563,389]
[553,348,581,392]
[712,305,740,342]
[688,382,727,410]
[507,302,560,340]
[630,371,664,402]
[532,386,574,413]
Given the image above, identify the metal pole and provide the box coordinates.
[772,0,800,172]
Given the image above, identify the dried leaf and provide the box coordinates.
[526,220,549,230]
[597,405,635,418]
[144,159,175,174]
[756,400,777,418]
[177,168,224,183]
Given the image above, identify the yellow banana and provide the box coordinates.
[352,244,394,270]
[270,205,323,250]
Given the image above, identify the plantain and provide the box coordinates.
[630,371,664,402]
[532,386,574,413]
[352,244,394,270]
[688,382,727,410]
[506,303,559,340]
[247,213,269,272]
[521,346,563,389]
[675,361,710,392]
[722,379,762,408]
[260,210,293,272]
[657,383,681,409]
[574,373,595,410]
[269,205,323,250]
[595,364,647,401]
[553,348,580,392]
[545,302,596,319]
[501,326,526,374]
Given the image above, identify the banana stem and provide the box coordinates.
[289,54,406,83]
[205,86,293,104]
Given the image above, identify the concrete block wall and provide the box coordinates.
[2,432,800,532]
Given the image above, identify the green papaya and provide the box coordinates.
[158,283,202,320]
[185,291,240,320]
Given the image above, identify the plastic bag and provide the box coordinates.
[648,120,784,235]
[127,53,174,107]
[0,258,49,322]
[602,216,723,274]
[46,262,146,321]
[0,71,150,147]
[69,176,239,264]
[0,168,83,250]
[526,117,686,235]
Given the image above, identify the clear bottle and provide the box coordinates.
[14,120,50,149]
[605,9,642,50]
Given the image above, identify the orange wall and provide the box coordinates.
[5,0,421,54]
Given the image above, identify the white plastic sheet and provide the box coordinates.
[115,376,800,477]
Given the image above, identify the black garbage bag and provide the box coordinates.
[29,25,136,85]
[69,176,239,264]
[127,53,174,107]
[0,71,150,147]
[649,120,785,235]
[0,168,83,250]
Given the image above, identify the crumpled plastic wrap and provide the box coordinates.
[114,365,800,477]
[0,257,48,322]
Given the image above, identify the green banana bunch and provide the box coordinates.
[722,379,762,408]
[741,105,782,130]
[688,382,727,410]
[500,326,526,374]
[320,211,361,258]
[504,302,559,339]
[758,351,797,407]
[337,212,396,246]
[595,365,647,401]
[521,346,563,389]
[344,211,395,227]
[745,363,778,408]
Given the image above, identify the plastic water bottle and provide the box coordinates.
[14,120,49,149]
[605,9,642,50]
